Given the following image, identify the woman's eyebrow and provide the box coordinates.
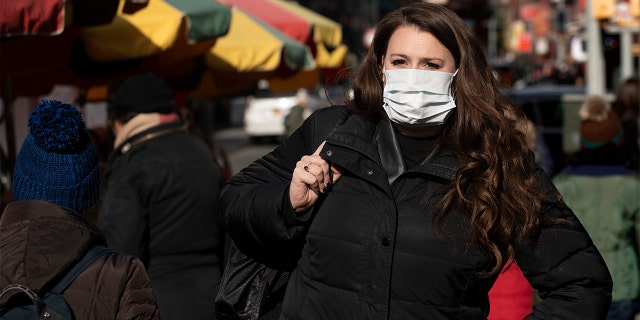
[388,53,445,63]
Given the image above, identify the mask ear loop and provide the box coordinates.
[450,69,459,101]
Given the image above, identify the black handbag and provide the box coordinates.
[214,240,290,320]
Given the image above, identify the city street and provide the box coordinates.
[213,126,279,175]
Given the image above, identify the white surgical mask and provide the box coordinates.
[382,68,457,127]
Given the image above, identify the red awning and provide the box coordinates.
[0,0,123,37]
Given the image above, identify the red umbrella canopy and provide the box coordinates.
[225,0,309,44]
[0,0,121,36]
[1,0,67,36]
[0,0,123,96]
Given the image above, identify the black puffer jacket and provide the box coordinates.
[98,122,226,320]
[219,106,612,320]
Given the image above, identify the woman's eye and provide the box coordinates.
[391,59,406,66]
[426,62,440,69]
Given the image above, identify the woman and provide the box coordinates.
[218,2,612,319]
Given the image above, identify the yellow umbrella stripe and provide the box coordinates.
[207,7,314,72]
[119,0,184,48]
[315,43,349,69]
[265,0,342,48]
[206,8,282,72]
[81,0,184,61]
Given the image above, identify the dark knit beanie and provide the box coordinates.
[12,99,100,212]
[579,95,624,149]
[111,73,176,114]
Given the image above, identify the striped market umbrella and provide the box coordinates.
[189,0,349,98]
[191,6,317,97]
[0,0,233,97]
[48,0,234,96]
[79,0,232,64]
[204,6,315,73]
[224,0,348,69]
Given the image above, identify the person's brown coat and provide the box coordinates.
[0,200,159,319]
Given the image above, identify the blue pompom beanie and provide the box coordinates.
[12,99,100,212]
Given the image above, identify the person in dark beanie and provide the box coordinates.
[612,78,640,170]
[554,95,640,320]
[578,95,625,151]
[98,73,226,320]
[0,99,160,318]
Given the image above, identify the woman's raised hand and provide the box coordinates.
[290,141,342,214]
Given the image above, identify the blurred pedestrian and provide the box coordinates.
[612,77,640,170]
[553,95,640,320]
[284,88,310,137]
[503,104,553,174]
[0,99,159,318]
[217,2,612,319]
[98,73,226,320]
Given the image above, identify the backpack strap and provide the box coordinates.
[51,245,112,294]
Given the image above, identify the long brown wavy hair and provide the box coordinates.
[348,2,546,277]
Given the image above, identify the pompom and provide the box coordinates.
[28,99,88,153]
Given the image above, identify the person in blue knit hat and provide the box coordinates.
[0,99,160,318]
[11,100,100,212]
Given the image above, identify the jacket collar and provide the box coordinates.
[374,117,405,184]
[325,113,458,184]
[2,199,84,224]
[111,122,185,160]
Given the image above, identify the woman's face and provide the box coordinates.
[380,25,457,137]
[382,25,456,77]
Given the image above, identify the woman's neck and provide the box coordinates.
[393,123,445,138]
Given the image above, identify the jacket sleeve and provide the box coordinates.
[217,107,344,256]
[517,169,613,319]
[115,255,160,320]
[98,162,148,258]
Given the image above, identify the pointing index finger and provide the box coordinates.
[313,141,326,156]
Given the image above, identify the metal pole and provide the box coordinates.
[620,28,634,80]
[586,0,606,95]
[603,24,640,82]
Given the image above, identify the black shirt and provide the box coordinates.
[395,130,439,169]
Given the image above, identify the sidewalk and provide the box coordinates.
[212,126,249,152]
